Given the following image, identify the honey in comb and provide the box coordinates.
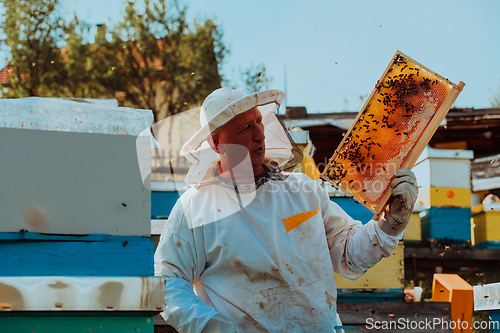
[325,53,453,210]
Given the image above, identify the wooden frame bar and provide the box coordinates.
[320,50,465,220]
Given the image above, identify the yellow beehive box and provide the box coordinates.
[417,187,471,209]
[403,203,423,242]
[335,241,404,289]
[473,203,500,244]
[403,213,422,242]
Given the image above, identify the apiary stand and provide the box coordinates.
[0,98,164,332]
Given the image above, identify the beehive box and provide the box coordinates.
[330,197,374,223]
[0,98,155,274]
[321,51,465,218]
[335,241,404,289]
[473,203,500,246]
[0,98,152,236]
[0,98,163,332]
[432,274,473,333]
[412,148,473,209]
[413,148,473,189]
[420,207,471,244]
[403,203,424,243]
[0,276,165,333]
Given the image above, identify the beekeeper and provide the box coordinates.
[154,88,418,333]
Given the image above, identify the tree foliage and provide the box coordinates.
[0,0,228,122]
[105,0,227,122]
[239,63,272,94]
[0,0,68,97]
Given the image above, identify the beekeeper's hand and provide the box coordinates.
[202,313,241,333]
[378,169,418,236]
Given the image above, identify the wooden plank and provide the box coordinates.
[0,316,154,333]
[0,128,150,236]
[0,276,164,311]
[0,97,150,134]
[157,302,452,332]
[337,289,404,302]
[404,247,500,261]
[0,237,154,276]
[338,301,452,332]
[335,242,404,289]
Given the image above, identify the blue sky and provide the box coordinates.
[3,0,500,113]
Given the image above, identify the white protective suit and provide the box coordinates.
[154,172,402,332]
[154,87,407,332]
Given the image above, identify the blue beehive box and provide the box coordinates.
[331,197,373,224]
[420,207,471,245]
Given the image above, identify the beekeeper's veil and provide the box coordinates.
[180,88,303,186]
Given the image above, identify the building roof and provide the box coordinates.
[281,106,500,172]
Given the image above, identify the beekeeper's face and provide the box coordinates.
[211,107,266,172]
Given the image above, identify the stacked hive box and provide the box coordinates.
[0,98,164,332]
[412,147,474,245]
[334,241,405,302]
[472,202,500,248]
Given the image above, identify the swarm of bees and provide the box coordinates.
[323,52,458,213]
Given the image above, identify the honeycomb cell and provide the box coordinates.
[323,51,462,214]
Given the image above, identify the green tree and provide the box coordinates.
[0,0,68,97]
[239,63,272,94]
[0,0,228,122]
[106,0,227,122]
[58,18,116,99]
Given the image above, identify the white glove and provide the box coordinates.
[378,169,418,236]
[201,313,241,333]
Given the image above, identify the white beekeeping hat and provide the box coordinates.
[180,88,301,185]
